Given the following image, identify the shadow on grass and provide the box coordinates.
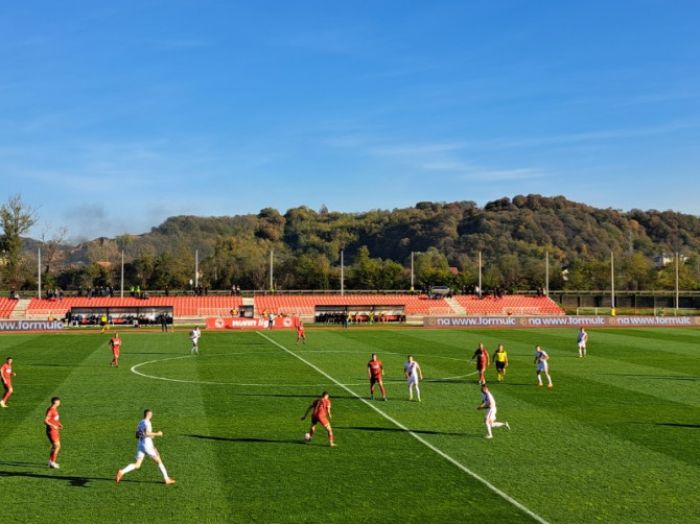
[233,392,357,400]
[336,426,472,437]
[655,423,700,429]
[184,434,305,445]
[604,374,699,381]
[0,470,161,487]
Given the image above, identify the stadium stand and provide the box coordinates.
[453,295,564,316]
[253,294,454,316]
[26,296,244,318]
[21,294,563,320]
[0,298,19,318]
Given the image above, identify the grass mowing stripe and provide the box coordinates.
[256,331,549,524]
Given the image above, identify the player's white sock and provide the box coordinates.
[415,385,421,401]
[546,374,553,386]
[485,424,493,438]
[537,376,543,385]
[158,463,169,480]
[122,464,137,475]
[492,422,505,428]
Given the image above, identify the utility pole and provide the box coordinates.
[269,249,274,291]
[37,248,42,298]
[675,251,680,311]
[410,251,415,291]
[478,251,482,298]
[340,250,345,295]
[545,251,550,295]
[610,251,615,310]
[120,250,125,298]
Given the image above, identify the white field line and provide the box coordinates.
[130,351,473,387]
[257,331,549,524]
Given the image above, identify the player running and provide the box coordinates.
[296,320,306,345]
[403,355,423,402]
[492,345,509,382]
[1,357,16,407]
[109,333,121,368]
[477,384,510,439]
[534,346,553,388]
[44,397,63,468]
[471,343,490,385]
[301,391,335,447]
[115,409,176,485]
[368,353,387,401]
[577,328,588,358]
[190,327,201,355]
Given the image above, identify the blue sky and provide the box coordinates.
[1,0,699,241]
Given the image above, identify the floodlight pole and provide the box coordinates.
[194,249,200,288]
[120,250,125,298]
[545,251,550,295]
[410,251,415,291]
[610,251,615,310]
[478,251,482,298]
[269,249,274,291]
[340,250,345,296]
[37,248,42,298]
[675,251,680,311]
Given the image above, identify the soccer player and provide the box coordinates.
[190,327,201,355]
[477,384,510,439]
[403,355,423,402]
[301,391,335,447]
[368,353,387,401]
[534,345,553,388]
[1,357,16,408]
[471,343,490,385]
[577,328,588,358]
[44,396,63,469]
[492,344,509,382]
[109,333,121,368]
[115,409,176,485]
[296,320,306,345]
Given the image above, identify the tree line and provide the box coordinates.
[2,194,700,293]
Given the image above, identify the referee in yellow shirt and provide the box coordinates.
[493,344,509,382]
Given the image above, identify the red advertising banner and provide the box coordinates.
[423,316,700,329]
[206,316,299,330]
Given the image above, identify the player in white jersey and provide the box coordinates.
[190,327,201,355]
[403,355,423,402]
[534,345,553,388]
[477,385,510,439]
[115,409,176,485]
[577,328,588,358]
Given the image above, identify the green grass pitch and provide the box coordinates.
[0,327,698,523]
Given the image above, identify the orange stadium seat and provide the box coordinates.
[254,294,453,316]
[0,298,19,318]
[453,295,564,316]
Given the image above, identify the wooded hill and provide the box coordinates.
[22,194,700,291]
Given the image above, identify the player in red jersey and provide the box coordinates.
[296,320,306,345]
[301,391,335,447]
[368,353,387,401]
[109,333,121,367]
[44,396,63,469]
[471,343,490,385]
[1,357,16,408]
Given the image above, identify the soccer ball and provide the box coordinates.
[304,432,311,442]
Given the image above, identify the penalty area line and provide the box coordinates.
[256,331,549,524]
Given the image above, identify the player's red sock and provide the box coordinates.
[2,391,10,402]
[380,385,386,398]
[49,450,56,462]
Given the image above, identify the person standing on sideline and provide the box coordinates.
[403,355,423,402]
[477,384,510,439]
[534,346,553,388]
[190,327,201,355]
[44,397,63,468]
[577,328,588,358]
[115,409,176,485]
[492,345,509,382]
[1,357,16,407]
[160,313,169,333]
[301,392,335,447]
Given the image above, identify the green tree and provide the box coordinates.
[0,195,37,288]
